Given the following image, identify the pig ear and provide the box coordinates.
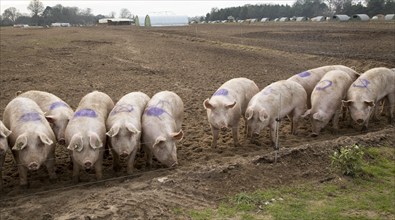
[67,134,83,152]
[125,123,141,134]
[364,101,375,107]
[203,99,214,110]
[89,132,103,149]
[245,107,253,120]
[39,133,53,146]
[258,110,268,122]
[313,112,324,121]
[302,109,311,118]
[12,135,27,151]
[226,101,236,109]
[342,100,353,107]
[171,130,184,141]
[0,128,12,138]
[45,115,56,124]
[106,125,120,137]
[153,136,166,148]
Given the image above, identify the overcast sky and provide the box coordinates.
[1,0,295,17]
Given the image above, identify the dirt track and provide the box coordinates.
[0,22,394,219]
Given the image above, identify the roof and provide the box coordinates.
[145,15,188,27]
[352,14,370,21]
[385,14,395,20]
[296,17,307,21]
[279,17,289,22]
[311,16,325,22]
[98,18,133,24]
[332,15,350,21]
[260,18,269,22]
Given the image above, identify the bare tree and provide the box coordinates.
[2,7,19,23]
[27,0,44,16]
[120,8,132,18]
[109,11,116,18]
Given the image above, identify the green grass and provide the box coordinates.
[180,146,395,220]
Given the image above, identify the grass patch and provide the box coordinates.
[184,146,395,220]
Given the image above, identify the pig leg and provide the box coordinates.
[94,159,103,181]
[18,165,29,188]
[72,159,80,184]
[331,110,340,135]
[45,152,57,183]
[144,145,153,169]
[111,149,121,172]
[269,123,277,150]
[231,125,240,147]
[211,125,219,148]
[244,118,249,138]
[126,148,138,175]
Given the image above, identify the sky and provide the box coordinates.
[0,0,295,17]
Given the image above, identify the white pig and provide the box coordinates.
[0,120,12,191]
[18,90,74,145]
[65,91,114,183]
[287,65,359,107]
[203,78,259,148]
[3,97,57,187]
[106,92,150,174]
[343,67,395,131]
[245,80,307,146]
[142,91,184,168]
[302,70,357,136]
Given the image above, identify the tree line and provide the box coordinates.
[202,0,395,21]
[0,0,133,26]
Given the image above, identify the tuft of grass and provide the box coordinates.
[188,146,395,220]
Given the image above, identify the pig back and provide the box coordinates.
[76,91,114,121]
[18,90,71,112]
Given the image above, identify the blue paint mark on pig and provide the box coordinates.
[316,80,333,90]
[213,89,228,96]
[20,112,41,122]
[262,87,273,95]
[74,109,97,118]
[145,107,167,117]
[110,104,134,116]
[49,101,69,110]
[298,71,311,78]
[352,79,370,88]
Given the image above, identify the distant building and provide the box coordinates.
[352,14,370,21]
[51,23,71,27]
[332,15,350,21]
[144,14,188,27]
[385,14,395,20]
[311,16,326,22]
[98,18,133,25]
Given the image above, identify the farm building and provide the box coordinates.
[372,14,384,20]
[385,14,395,20]
[296,17,307,21]
[98,18,133,25]
[311,16,326,22]
[352,14,370,21]
[279,17,289,22]
[134,16,145,26]
[273,18,280,22]
[332,14,350,21]
[260,18,269,22]
[51,23,71,27]
[144,14,188,27]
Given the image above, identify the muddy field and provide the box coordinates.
[0,22,394,219]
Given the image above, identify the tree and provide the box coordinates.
[2,7,19,23]
[109,11,116,18]
[27,0,44,16]
[120,8,132,18]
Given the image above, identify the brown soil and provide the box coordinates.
[0,22,394,219]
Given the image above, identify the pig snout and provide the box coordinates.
[84,161,92,169]
[28,162,40,171]
[309,133,318,137]
[120,151,129,157]
[58,138,66,145]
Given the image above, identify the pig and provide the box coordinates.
[106,92,150,174]
[65,91,114,183]
[3,97,57,188]
[142,91,184,168]
[0,120,12,191]
[203,78,259,148]
[302,70,357,136]
[245,80,307,147]
[287,65,359,108]
[343,67,395,131]
[18,90,74,145]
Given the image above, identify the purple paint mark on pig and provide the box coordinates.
[213,89,228,96]
[316,80,333,91]
[298,71,311,78]
[145,107,167,117]
[20,112,41,122]
[49,101,69,110]
[110,104,134,116]
[74,109,97,118]
[352,79,370,88]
